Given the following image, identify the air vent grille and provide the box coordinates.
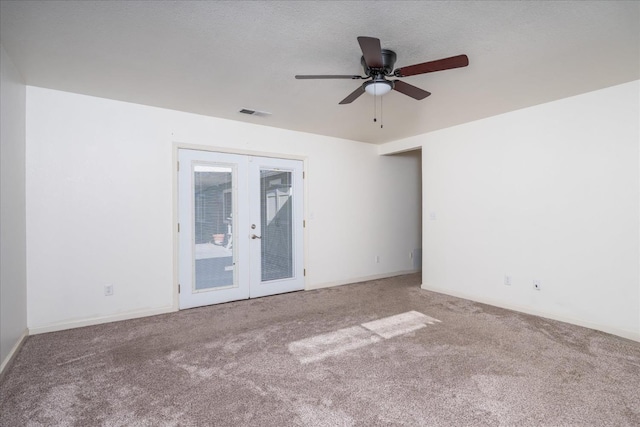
[239,108,272,117]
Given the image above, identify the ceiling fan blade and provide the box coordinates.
[339,85,366,104]
[394,54,469,77]
[357,36,384,69]
[295,75,364,79]
[392,80,431,100]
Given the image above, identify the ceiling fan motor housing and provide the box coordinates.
[361,49,397,76]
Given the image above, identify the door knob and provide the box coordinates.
[251,234,262,239]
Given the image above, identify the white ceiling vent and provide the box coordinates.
[239,108,272,118]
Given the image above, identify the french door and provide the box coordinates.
[178,149,304,309]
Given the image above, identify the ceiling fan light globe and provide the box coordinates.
[364,81,393,96]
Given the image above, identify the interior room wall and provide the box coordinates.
[0,45,28,371]
[25,87,422,333]
[403,81,638,340]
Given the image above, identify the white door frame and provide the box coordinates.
[172,143,308,310]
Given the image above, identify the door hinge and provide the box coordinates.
[177,161,180,172]
[304,269,306,276]
[302,171,305,179]
[303,220,306,228]
[177,223,180,232]
[178,284,181,294]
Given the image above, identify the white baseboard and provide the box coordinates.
[28,273,423,336]
[0,328,29,379]
[29,306,177,335]
[421,284,640,343]
[306,270,420,291]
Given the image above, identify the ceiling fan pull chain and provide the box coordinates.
[373,83,377,123]
[380,95,383,129]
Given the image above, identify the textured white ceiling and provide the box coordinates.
[1,1,638,144]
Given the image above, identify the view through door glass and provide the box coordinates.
[193,164,235,290]
[260,169,294,281]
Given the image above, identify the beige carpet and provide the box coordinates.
[1,274,639,426]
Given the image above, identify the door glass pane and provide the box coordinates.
[260,169,294,281]
[193,165,234,291]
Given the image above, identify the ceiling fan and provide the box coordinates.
[295,36,469,105]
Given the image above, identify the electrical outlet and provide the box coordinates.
[504,275,512,286]
[533,280,541,291]
[104,284,114,296]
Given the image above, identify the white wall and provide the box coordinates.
[0,45,28,370]
[25,87,422,332]
[388,81,639,340]
[15,76,640,342]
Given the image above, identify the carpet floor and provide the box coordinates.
[1,274,639,426]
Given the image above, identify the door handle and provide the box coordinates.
[251,234,262,239]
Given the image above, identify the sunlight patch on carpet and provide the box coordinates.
[288,326,382,364]
[361,310,441,339]
[288,311,440,363]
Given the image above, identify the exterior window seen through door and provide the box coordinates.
[260,170,294,282]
